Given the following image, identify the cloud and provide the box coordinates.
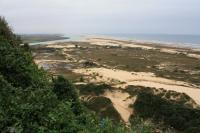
[0,0,199,34]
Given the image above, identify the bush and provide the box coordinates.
[0,16,22,46]
[134,92,200,132]
[84,96,122,122]
[0,39,48,89]
[53,76,78,101]
[78,83,112,96]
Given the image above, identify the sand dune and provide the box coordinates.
[74,68,200,105]
[187,53,200,59]
[46,44,76,49]
[87,38,155,50]
[103,90,134,123]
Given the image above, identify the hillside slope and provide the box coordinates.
[0,16,132,132]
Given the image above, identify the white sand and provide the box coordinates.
[90,42,120,47]
[74,68,200,105]
[187,53,200,59]
[122,43,155,50]
[160,49,200,59]
[160,48,180,54]
[46,44,76,49]
[35,59,68,64]
[87,38,155,50]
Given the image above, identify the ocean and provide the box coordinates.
[94,34,200,48]
[30,34,200,48]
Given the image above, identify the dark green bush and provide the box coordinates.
[0,40,48,89]
[84,96,122,122]
[0,16,22,46]
[134,92,200,132]
[53,76,78,101]
[78,83,112,96]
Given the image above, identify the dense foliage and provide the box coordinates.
[134,90,200,132]
[0,16,132,132]
[83,96,122,122]
[0,17,22,46]
[77,83,112,96]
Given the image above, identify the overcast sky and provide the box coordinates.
[0,0,200,34]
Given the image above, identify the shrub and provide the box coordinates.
[77,83,112,96]
[84,96,122,122]
[134,92,200,132]
[53,76,78,101]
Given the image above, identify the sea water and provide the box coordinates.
[98,34,200,48]
[30,34,200,48]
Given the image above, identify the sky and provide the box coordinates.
[0,0,200,35]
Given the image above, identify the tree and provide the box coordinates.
[0,16,22,46]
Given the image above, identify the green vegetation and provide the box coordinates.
[31,40,200,132]
[77,84,121,122]
[125,86,200,132]
[83,60,98,67]
[1,16,131,132]
[0,17,22,46]
[134,92,200,132]
[77,83,112,96]
[3,16,199,132]
[66,44,200,85]
[124,85,198,108]
[31,38,200,86]
[0,16,158,133]
[84,96,122,122]
[129,117,155,133]
[53,76,78,101]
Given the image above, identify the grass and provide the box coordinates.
[31,41,200,86]
[67,45,200,85]
[50,68,82,82]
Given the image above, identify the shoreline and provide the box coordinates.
[86,37,200,50]
[85,37,200,59]
[29,35,200,51]
[31,37,200,60]
[29,38,70,45]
